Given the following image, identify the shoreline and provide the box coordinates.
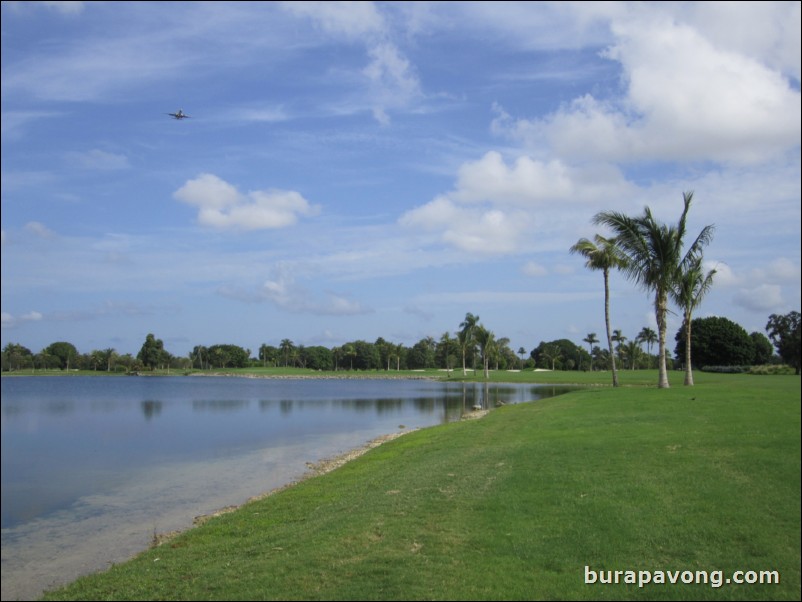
[4,406,490,601]
[157,407,490,545]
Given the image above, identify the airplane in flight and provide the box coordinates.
[167,109,190,120]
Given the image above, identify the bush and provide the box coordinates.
[701,365,750,374]
[748,364,797,376]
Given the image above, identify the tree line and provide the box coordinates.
[1,310,797,376]
[2,192,799,380]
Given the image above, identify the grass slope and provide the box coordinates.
[42,374,800,601]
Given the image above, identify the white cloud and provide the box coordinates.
[734,284,785,312]
[493,7,801,165]
[521,261,548,277]
[399,151,634,255]
[65,149,129,170]
[280,1,385,39]
[174,174,320,230]
[24,221,56,239]
[219,265,371,316]
[0,310,43,329]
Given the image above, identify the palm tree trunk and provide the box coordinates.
[656,292,670,388]
[604,269,619,387]
[684,313,694,386]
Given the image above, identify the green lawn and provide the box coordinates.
[41,372,800,601]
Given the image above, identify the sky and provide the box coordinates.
[2,1,800,360]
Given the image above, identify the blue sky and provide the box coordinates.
[2,1,800,359]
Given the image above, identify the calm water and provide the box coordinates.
[1,375,576,600]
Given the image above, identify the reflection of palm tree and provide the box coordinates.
[583,333,598,371]
[672,256,716,386]
[594,191,714,388]
[570,235,625,386]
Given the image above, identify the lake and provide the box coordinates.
[1,375,577,600]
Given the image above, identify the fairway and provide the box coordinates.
[41,373,801,601]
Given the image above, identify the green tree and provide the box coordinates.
[474,325,495,379]
[611,329,626,366]
[671,256,716,385]
[593,191,715,388]
[44,341,79,370]
[458,313,480,375]
[766,311,801,374]
[279,339,295,367]
[439,332,455,376]
[637,327,657,368]
[750,331,775,365]
[517,346,527,369]
[570,235,625,386]
[582,333,598,371]
[2,343,33,371]
[137,334,166,371]
[674,316,754,368]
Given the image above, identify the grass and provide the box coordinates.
[39,372,801,600]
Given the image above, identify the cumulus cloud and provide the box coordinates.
[399,151,634,255]
[493,7,801,165]
[174,174,320,230]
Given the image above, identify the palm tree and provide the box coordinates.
[671,256,716,386]
[517,347,527,369]
[458,312,480,375]
[439,331,453,376]
[593,191,715,388]
[583,333,598,371]
[279,339,295,367]
[611,329,627,367]
[473,325,495,379]
[570,235,625,386]
[541,344,562,371]
[637,327,657,368]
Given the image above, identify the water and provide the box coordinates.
[1,375,576,600]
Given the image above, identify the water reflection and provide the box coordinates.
[192,399,249,412]
[141,400,162,420]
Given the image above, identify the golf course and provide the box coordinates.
[39,369,800,601]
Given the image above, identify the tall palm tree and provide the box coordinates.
[671,256,716,386]
[593,191,715,388]
[570,234,625,386]
[583,333,598,371]
[458,312,480,376]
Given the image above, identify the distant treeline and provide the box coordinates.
[2,312,797,375]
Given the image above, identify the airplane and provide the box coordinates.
[167,109,190,120]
